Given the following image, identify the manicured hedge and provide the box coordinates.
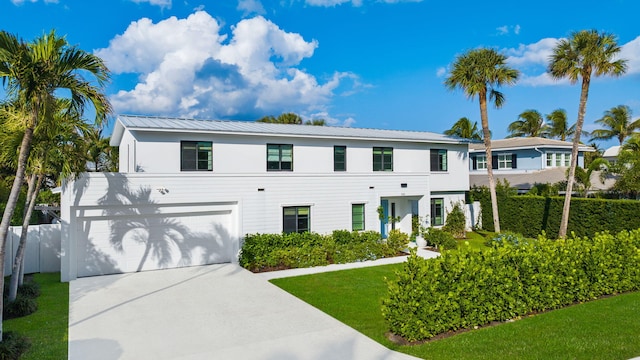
[476,193,640,239]
[239,230,405,272]
[381,230,640,342]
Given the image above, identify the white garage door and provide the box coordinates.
[75,202,237,278]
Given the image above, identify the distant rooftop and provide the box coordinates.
[111,115,472,146]
[603,145,621,158]
[469,137,594,152]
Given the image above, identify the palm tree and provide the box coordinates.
[257,112,302,124]
[546,109,575,141]
[548,29,627,238]
[0,30,111,337]
[4,101,90,302]
[622,133,640,153]
[445,48,519,233]
[590,105,640,145]
[507,109,549,137]
[571,158,610,197]
[444,117,483,140]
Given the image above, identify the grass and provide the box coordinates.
[271,263,640,360]
[4,273,68,360]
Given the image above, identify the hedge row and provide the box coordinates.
[475,192,640,238]
[381,230,640,342]
[239,230,407,272]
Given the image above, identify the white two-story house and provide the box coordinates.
[60,115,471,280]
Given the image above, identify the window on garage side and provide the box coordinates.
[373,147,393,171]
[283,206,310,234]
[352,204,365,231]
[181,141,212,171]
[267,144,293,171]
[430,198,444,226]
[430,149,448,171]
[334,146,346,171]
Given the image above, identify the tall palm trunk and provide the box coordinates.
[559,78,590,238]
[8,174,43,302]
[479,93,501,233]
[0,126,35,338]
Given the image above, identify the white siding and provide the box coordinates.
[429,144,469,192]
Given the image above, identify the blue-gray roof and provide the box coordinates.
[111,115,472,145]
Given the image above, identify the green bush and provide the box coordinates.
[443,202,466,238]
[385,230,409,256]
[382,229,640,342]
[239,230,390,272]
[425,228,457,250]
[3,295,37,320]
[17,281,40,299]
[0,332,30,360]
[474,189,640,238]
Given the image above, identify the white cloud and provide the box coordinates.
[436,67,446,77]
[237,0,266,16]
[129,0,171,8]
[620,35,640,75]
[496,25,521,36]
[505,37,559,67]
[97,11,356,119]
[304,0,420,6]
[11,0,58,5]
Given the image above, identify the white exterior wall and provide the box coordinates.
[429,144,469,192]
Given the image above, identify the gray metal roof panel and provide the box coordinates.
[116,115,471,144]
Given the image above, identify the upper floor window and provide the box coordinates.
[334,146,346,171]
[430,149,448,172]
[181,141,212,171]
[497,154,513,169]
[546,152,571,167]
[283,206,310,234]
[471,154,487,170]
[267,144,293,171]
[491,154,517,169]
[373,147,393,171]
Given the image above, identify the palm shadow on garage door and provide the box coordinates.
[75,173,238,278]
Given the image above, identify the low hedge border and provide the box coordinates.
[239,229,407,272]
[382,229,640,342]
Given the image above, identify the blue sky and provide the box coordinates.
[2,0,639,149]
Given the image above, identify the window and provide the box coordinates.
[181,141,212,171]
[546,152,571,168]
[334,146,346,171]
[472,154,487,170]
[430,149,448,172]
[498,154,512,169]
[352,204,365,231]
[283,206,310,234]
[373,147,393,171]
[267,144,293,171]
[431,198,444,226]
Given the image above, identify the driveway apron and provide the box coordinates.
[69,263,419,360]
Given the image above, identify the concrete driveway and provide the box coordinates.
[69,263,419,360]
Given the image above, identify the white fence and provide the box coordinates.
[465,201,482,230]
[3,224,61,276]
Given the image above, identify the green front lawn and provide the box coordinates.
[271,264,640,360]
[4,273,68,360]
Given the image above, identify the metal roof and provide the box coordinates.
[469,137,594,152]
[112,114,472,145]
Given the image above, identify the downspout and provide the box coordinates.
[534,147,544,169]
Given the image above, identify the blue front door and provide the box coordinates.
[380,200,389,238]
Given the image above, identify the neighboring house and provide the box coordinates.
[469,137,598,193]
[60,115,471,280]
[603,145,620,164]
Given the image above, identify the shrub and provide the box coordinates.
[486,231,528,247]
[3,295,37,320]
[239,230,389,272]
[443,202,466,238]
[382,229,640,342]
[0,332,30,360]
[385,230,409,256]
[17,281,40,299]
[425,228,457,250]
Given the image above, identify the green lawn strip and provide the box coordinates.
[271,264,640,360]
[4,273,68,360]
